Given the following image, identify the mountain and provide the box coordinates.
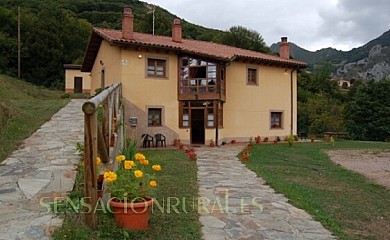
[271,29,390,81]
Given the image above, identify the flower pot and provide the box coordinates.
[109,198,154,231]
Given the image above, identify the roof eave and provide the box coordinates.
[232,55,307,69]
[81,30,103,72]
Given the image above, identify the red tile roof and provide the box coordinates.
[82,27,306,72]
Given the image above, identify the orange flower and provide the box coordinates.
[115,155,126,163]
[103,171,117,183]
[149,180,157,187]
[152,165,161,171]
[134,170,143,178]
[140,159,149,166]
[124,160,135,170]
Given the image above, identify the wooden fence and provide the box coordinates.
[81,83,124,228]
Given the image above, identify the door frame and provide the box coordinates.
[74,76,83,93]
[190,108,205,144]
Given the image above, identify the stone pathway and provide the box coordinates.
[0,99,84,240]
[197,145,336,240]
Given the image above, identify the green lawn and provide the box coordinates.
[245,141,390,240]
[53,149,202,240]
[0,74,69,162]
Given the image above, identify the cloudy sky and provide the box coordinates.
[147,0,390,51]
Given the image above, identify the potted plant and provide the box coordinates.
[255,135,261,144]
[103,138,162,231]
[263,137,269,142]
[185,147,197,160]
[309,133,316,143]
[231,139,236,144]
[240,148,250,162]
[209,139,215,147]
[173,138,181,147]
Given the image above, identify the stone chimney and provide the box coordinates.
[279,37,289,59]
[122,6,134,40]
[172,17,182,43]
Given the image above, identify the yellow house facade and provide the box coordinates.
[82,7,306,146]
[63,64,91,94]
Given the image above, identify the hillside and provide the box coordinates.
[271,29,390,80]
[0,0,232,88]
[0,74,68,161]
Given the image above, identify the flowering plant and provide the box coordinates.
[185,147,197,160]
[103,138,161,202]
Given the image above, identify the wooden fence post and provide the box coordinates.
[82,83,122,229]
[83,112,98,228]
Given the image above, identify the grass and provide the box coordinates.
[0,74,69,162]
[245,141,390,240]
[52,149,202,240]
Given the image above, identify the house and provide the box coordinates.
[337,79,351,88]
[63,64,91,94]
[81,6,306,145]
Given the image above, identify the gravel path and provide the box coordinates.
[326,149,390,189]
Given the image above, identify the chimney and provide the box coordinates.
[279,37,289,59]
[172,17,182,43]
[122,6,134,40]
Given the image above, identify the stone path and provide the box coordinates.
[197,145,336,240]
[0,99,84,240]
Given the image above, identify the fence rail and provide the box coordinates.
[82,83,123,228]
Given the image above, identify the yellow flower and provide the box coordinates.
[124,160,135,170]
[134,170,143,178]
[115,155,126,163]
[152,165,161,171]
[135,153,146,161]
[104,171,117,183]
[140,159,149,166]
[149,180,157,187]
[96,157,101,165]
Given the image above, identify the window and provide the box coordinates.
[147,58,167,78]
[148,108,162,126]
[247,67,258,85]
[179,57,218,95]
[271,112,282,128]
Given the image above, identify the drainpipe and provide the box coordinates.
[290,68,298,135]
[215,63,223,147]
[215,100,219,147]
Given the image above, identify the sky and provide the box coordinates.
[146,0,390,51]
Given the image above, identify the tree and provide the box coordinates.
[297,67,345,134]
[222,26,270,53]
[306,94,345,134]
[346,79,390,141]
